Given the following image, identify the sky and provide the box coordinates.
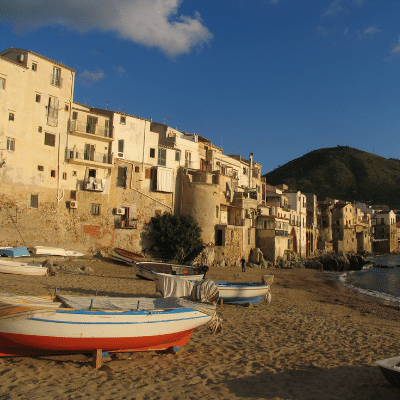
[1,0,400,174]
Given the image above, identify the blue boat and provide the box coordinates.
[0,246,30,258]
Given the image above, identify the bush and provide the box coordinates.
[149,213,203,263]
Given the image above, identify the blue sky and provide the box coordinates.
[2,0,400,173]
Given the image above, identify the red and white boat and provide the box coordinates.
[0,293,216,357]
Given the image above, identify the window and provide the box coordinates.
[72,111,78,120]
[86,116,98,134]
[38,165,44,171]
[51,170,56,177]
[36,94,41,103]
[117,166,127,188]
[64,104,69,111]
[185,151,192,168]
[30,194,39,209]
[158,148,166,166]
[175,151,180,162]
[0,77,5,90]
[72,171,77,176]
[91,204,101,215]
[62,172,67,180]
[145,168,152,179]
[51,66,61,87]
[32,63,37,71]
[88,169,96,178]
[8,113,14,121]
[135,166,139,173]
[47,96,59,127]
[243,167,247,175]
[38,126,42,133]
[118,139,124,153]
[7,138,15,151]
[216,206,219,218]
[150,148,155,158]
[84,144,95,161]
[120,116,126,124]
[45,132,56,147]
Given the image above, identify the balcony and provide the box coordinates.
[50,74,63,88]
[69,120,113,142]
[83,177,106,192]
[68,148,112,169]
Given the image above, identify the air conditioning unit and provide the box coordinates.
[116,152,125,159]
[116,207,125,215]
[69,201,78,209]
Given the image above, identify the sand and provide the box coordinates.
[0,256,399,400]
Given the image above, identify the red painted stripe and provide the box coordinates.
[0,329,194,356]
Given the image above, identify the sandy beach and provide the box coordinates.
[0,257,399,400]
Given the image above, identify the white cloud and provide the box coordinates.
[321,0,364,18]
[78,69,105,86]
[362,26,381,36]
[322,0,345,17]
[113,65,128,78]
[357,25,382,40]
[389,36,400,58]
[0,0,212,56]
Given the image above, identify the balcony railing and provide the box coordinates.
[50,74,62,88]
[68,148,112,165]
[69,120,112,138]
[83,177,106,192]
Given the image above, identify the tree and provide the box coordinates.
[149,213,203,262]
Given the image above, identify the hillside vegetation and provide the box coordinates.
[264,146,400,209]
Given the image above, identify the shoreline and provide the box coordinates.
[0,258,399,399]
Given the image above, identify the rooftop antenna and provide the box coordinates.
[106,101,112,110]
[119,104,126,112]
[163,116,170,125]
[221,136,227,150]
[84,97,90,105]
[233,146,240,155]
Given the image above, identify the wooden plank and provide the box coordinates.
[92,349,102,369]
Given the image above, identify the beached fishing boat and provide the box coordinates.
[109,247,148,264]
[0,260,48,276]
[32,246,84,257]
[215,282,270,304]
[375,356,400,388]
[132,260,208,281]
[0,293,218,357]
[0,246,30,257]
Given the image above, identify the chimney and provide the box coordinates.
[249,153,253,188]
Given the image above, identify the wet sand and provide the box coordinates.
[0,256,399,399]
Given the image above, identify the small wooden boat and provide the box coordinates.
[0,293,217,357]
[133,260,208,281]
[375,356,400,388]
[32,246,84,257]
[109,247,148,264]
[215,282,270,304]
[0,260,48,276]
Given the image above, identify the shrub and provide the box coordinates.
[149,213,203,262]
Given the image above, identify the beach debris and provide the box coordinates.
[262,274,274,285]
[42,259,57,276]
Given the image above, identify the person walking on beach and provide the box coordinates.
[241,257,246,272]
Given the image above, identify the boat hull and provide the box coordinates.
[375,357,400,388]
[216,282,270,304]
[133,263,206,282]
[0,260,48,276]
[0,296,213,356]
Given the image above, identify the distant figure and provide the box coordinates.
[241,257,246,272]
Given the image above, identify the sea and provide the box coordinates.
[339,255,400,305]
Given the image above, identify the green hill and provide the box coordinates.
[263,146,400,209]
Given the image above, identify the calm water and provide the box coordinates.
[340,255,400,303]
